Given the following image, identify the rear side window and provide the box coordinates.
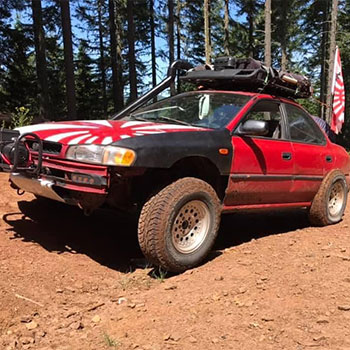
[284,104,326,145]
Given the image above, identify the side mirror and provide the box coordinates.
[236,120,269,136]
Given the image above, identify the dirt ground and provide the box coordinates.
[1,172,350,350]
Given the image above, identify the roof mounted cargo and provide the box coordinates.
[181,57,312,99]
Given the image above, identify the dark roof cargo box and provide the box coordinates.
[181,57,312,99]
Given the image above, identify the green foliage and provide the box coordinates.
[0,20,37,115]
[337,1,350,149]
[151,267,167,282]
[103,333,120,348]
[10,106,33,129]
[297,98,320,116]
[45,36,66,120]
[76,40,102,119]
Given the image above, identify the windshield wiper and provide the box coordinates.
[155,115,192,126]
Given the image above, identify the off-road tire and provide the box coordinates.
[308,169,348,226]
[138,177,221,272]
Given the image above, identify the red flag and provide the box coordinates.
[331,46,345,134]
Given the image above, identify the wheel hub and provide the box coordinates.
[172,200,210,254]
[328,181,345,217]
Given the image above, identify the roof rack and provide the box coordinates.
[181,57,312,99]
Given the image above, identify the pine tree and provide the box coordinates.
[224,0,229,56]
[150,0,157,90]
[127,0,138,101]
[272,0,306,70]
[168,0,175,94]
[109,0,124,112]
[337,0,350,148]
[59,0,77,120]
[76,40,100,119]
[325,0,339,124]
[236,0,263,58]
[31,0,51,120]
[204,0,211,64]
[76,0,109,116]
[264,0,271,67]
[1,21,37,113]
[45,35,66,120]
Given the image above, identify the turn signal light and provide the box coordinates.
[219,148,229,155]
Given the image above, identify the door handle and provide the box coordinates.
[282,152,292,160]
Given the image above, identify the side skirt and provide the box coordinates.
[222,201,312,213]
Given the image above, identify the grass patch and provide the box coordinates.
[103,333,120,348]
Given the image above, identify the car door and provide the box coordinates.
[225,99,294,206]
[283,102,329,202]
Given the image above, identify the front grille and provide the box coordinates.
[27,140,62,155]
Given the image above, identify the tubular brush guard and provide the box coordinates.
[0,129,43,176]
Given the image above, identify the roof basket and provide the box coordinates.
[181,57,312,99]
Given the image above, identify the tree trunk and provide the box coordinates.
[204,0,211,64]
[224,0,229,56]
[109,0,124,111]
[31,0,51,120]
[325,0,338,124]
[320,0,330,118]
[150,0,157,90]
[97,0,107,116]
[281,47,287,70]
[264,0,271,67]
[127,0,137,102]
[280,3,287,70]
[247,2,254,57]
[59,0,77,120]
[176,0,182,93]
[168,0,175,95]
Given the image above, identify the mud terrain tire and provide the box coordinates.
[308,169,348,226]
[138,177,221,272]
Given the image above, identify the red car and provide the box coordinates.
[1,60,349,272]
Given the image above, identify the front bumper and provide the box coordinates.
[10,173,66,202]
[1,131,110,210]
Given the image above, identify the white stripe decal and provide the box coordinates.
[85,136,99,144]
[45,131,89,142]
[121,121,147,128]
[101,136,113,145]
[137,130,166,134]
[120,135,131,139]
[80,120,113,128]
[16,124,96,134]
[67,134,92,145]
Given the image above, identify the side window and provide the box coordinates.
[285,104,326,144]
[242,100,283,139]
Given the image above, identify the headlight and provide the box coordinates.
[66,145,136,166]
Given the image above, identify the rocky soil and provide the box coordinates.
[1,172,350,350]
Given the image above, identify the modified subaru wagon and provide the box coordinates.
[1,58,349,272]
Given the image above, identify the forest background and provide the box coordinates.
[1,0,350,149]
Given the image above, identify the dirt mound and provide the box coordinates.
[0,172,349,350]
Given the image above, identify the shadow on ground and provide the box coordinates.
[3,198,311,273]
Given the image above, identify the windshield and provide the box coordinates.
[122,92,251,129]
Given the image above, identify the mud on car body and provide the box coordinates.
[1,58,349,272]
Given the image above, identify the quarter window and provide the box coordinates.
[285,104,325,144]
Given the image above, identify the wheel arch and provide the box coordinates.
[132,156,228,205]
